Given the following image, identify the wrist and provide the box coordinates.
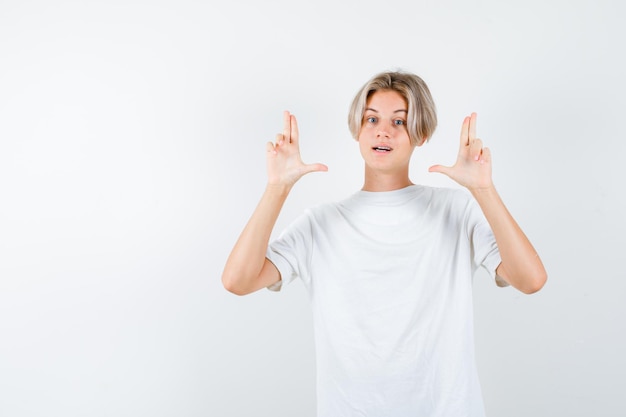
[265,183,293,197]
[469,184,498,200]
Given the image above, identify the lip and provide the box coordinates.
[372,144,393,153]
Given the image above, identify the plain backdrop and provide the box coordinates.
[1,0,625,416]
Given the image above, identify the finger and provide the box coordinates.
[480,146,491,165]
[470,138,483,161]
[302,162,329,174]
[275,133,284,147]
[282,110,291,143]
[266,141,277,155]
[290,114,299,145]
[469,112,477,142]
[428,164,452,176]
[459,116,470,147]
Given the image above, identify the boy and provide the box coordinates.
[222,70,546,416]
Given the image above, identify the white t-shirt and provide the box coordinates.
[266,185,502,417]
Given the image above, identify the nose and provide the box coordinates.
[376,127,390,138]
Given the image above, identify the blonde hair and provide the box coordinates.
[348,71,437,146]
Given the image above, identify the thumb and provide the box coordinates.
[302,162,329,175]
[428,164,451,176]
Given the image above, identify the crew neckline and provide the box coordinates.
[351,184,424,206]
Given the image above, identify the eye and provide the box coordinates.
[394,119,406,126]
[366,116,377,124]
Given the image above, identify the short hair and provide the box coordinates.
[348,71,437,146]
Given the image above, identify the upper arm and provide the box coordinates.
[256,257,282,292]
[223,257,281,296]
[495,262,511,287]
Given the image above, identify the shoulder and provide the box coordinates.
[419,185,473,209]
[279,201,343,233]
[303,200,345,223]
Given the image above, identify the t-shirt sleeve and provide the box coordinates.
[265,211,313,292]
[465,197,506,286]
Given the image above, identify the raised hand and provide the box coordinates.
[266,111,328,187]
[428,112,493,192]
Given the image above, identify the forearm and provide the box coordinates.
[471,185,547,294]
[221,184,291,294]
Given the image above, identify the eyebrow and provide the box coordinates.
[364,107,408,114]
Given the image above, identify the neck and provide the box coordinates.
[362,166,413,192]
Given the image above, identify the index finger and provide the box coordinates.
[290,114,299,144]
[460,115,470,146]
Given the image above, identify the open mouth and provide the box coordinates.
[373,146,392,152]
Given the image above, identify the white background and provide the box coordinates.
[1,0,624,416]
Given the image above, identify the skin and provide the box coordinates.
[429,111,547,293]
[221,90,547,295]
[358,90,417,191]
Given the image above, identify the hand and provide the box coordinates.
[428,112,493,192]
[266,111,328,187]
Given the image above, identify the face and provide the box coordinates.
[358,89,416,174]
